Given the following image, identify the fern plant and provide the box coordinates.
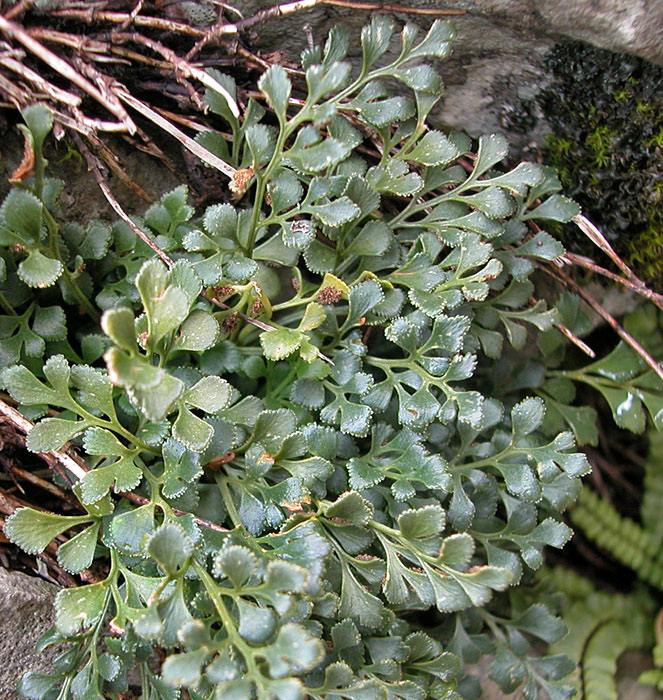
[533,304,663,700]
[0,15,661,700]
[544,565,655,700]
[541,421,663,700]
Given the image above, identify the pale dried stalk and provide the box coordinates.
[109,44,177,70]
[152,105,208,132]
[3,0,34,21]
[122,0,145,29]
[546,264,663,383]
[234,44,306,77]
[0,15,136,133]
[0,71,28,105]
[564,251,663,311]
[528,291,595,357]
[48,107,96,136]
[85,131,153,203]
[115,88,238,179]
[110,31,240,118]
[9,464,80,507]
[0,398,88,480]
[573,214,632,278]
[51,8,205,36]
[0,54,81,106]
[70,105,129,133]
[27,27,108,54]
[572,213,663,312]
[556,323,596,358]
[101,178,173,263]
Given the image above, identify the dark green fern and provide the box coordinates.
[548,426,663,699]
[546,565,655,700]
[569,488,663,589]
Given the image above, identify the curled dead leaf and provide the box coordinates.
[9,132,35,184]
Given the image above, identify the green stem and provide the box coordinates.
[193,560,262,677]
[135,455,160,491]
[0,291,17,316]
[388,198,419,229]
[33,139,46,202]
[553,370,635,396]
[478,609,508,643]
[217,476,242,529]
[141,663,151,698]
[42,207,99,321]
[61,264,99,320]
[111,426,159,456]
[231,128,240,166]
[448,445,514,471]
[271,295,312,312]
[147,572,176,608]
[271,274,314,312]
[241,55,407,258]
[334,254,359,278]
[73,405,159,456]
[56,676,73,700]
[270,363,298,400]
[245,171,266,255]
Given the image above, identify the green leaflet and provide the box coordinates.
[55,582,109,635]
[4,508,93,555]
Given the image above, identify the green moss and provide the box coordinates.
[538,42,663,281]
[585,125,613,167]
[647,127,663,149]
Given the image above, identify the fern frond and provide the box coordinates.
[580,620,627,700]
[543,564,597,600]
[570,487,663,589]
[639,610,663,691]
[549,572,652,700]
[642,430,663,547]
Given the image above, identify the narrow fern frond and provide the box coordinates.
[639,610,663,691]
[570,487,663,589]
[580,620,627,700]
[549,569,652,700]
[543,565,597,601]
[642,430,663,547]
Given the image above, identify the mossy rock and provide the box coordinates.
[538,42,663,281]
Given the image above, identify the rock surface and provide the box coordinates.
[0,568,61,700]
[235,0,663,153]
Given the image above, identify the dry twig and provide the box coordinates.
[569,214,663,312]
[556,322,596,359]
[115,88,237,178]
[51,7,205,37]
[0,14,136,132]
[544,263,663,383]
[0,398,88,480]
[187,0,465,57]
[110,31,240,117]
[0,53,81,106]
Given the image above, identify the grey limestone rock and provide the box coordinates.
[0,568,60,700]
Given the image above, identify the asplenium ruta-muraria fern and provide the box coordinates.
[2,14,659,700]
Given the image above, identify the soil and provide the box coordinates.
[0,117,184,223]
